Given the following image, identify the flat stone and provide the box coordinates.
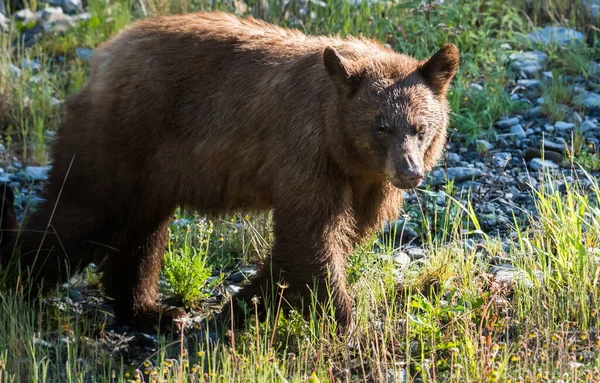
[529,158,559,171]
[430,167,484,185]
[475,140,494,151]
[25,166,50,181]
[543,139,567,153]
[580,120,598,133]
[75,47,92,61]
[574,92,600,109]
[509,51,548,77]
[510,124,526,138]
[14,8,35,23]
[492,152,512,167]
[496,117,520,128]
[554,121,575,131]
[447,152,461,163]
[525,26,585,47]
[516,79,542,89]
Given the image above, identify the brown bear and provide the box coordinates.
[0,12,458,331]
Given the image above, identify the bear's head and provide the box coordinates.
[323,44,459,189]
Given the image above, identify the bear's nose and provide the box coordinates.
[398,165,423,183]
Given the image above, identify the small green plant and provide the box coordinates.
[541,71,574,122]
[162,240,213,306]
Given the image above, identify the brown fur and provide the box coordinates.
[0,12,458,330]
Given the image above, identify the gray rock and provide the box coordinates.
[0,0,6,16]
[574,92,600,109]
[583,0,600,18]
[492,152,511,167]
[590,61,600,77]
[541,71,554,82]
[447,152,461,163]
[525,26,585,47]
[496,117,520,128]
[475,140,493,151]
[529,158,559,171]
[75,47,92,61]
[430,167,484,185]
[46,0,81,14]
[25,166,50,181]
[566,111,583,125]
[543,139,567,153]
[580,119,598,133]
[5,63,21,78]
[21,59,41,72]
[382,219,418,245]
[509,51,548,77]
[14,8,35,23]
[0,11,8,31]
[227,268,256,284]
[510,124,526,138]
[554,121,575,131]
[405,247,426,261]
[516,79,542,89]
[392,251,410,266]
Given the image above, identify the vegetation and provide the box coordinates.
[0,0,599,381]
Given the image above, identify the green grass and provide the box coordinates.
[0,0,600,381]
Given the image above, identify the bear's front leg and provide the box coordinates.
[231,179,356,329]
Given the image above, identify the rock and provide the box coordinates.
[13,23,45,48]
[447,152,461,163]
[574,91,600,109]
[492,152,512,167]
[566,111,583,125]
[46,0,81,14]
[0,0,6,15]
[583,0,600,18]
[509,51,548,77]
[227,268,256,284]
[580,119,598,133]
[590,61,600,77]
[516,79,542,89]
[510,124,526,138]
[25,166,50,181]
[542,139,566,153]
[529,158,559,171]
[75,47,93,61]
[430,167,484,185]
[554,121,575,131]
[382,219,419,245]
[541,71,554,82]
[525,26,585,47]
[475,140,493,151]
[0,11,8,31]
[21,58,42,72]
[14,8,35,22]
[392,251,410,266]
[405,247,426,261]
[5,63,21,78]
[39,7,75,32]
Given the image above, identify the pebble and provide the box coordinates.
[492,152,512,167]
[516,79,542,89]
[554,121,575,131]
[574,91,600,109]
[510,124,526,138]
[524,26,585,47]
[496,117,520,128]
[14,8,36,23]
[75,47,93,61]
[529,158,559,171]
[430,167,484,185]
[25,166,50,181]
[508,51,548,77]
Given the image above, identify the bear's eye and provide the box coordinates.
[416,125,427,141]
[376,127,388,137]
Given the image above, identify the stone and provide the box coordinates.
[21,58,41,72]
[5,63,21,78]
[75,47,92,61]
[510,124,526,138]
[509,51,548,77]
[382,219,419,245]
[541,71,553,82]
[580,119,598,133]
[529,158,559,171]
[227,268,256,284]
[566,111,583,125]
[496,117,520,129]
[447,152,461,163]
[542,139,567,153]
[492,152,512,168]
[13,23,45,48]
[574,92,600,109]
[583,0,600,18]
[590,61,600,77]
[475,140,493,151]
[0,11,8,31]
[554,121,575,131]
[14,8,35,23]
[46,0,81,14]
[25,166,50,181]
[525,27,585,47]
[392,251,410,266]
[516,79,542,89]
[430,167,484,185]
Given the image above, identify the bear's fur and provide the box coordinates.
[0,12,458,331]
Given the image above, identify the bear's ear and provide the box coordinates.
[323,47,359,95]
[419,44,459,97]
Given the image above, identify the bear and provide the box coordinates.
[0,12,459,331]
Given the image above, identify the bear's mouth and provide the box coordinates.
[390,176,424,190]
